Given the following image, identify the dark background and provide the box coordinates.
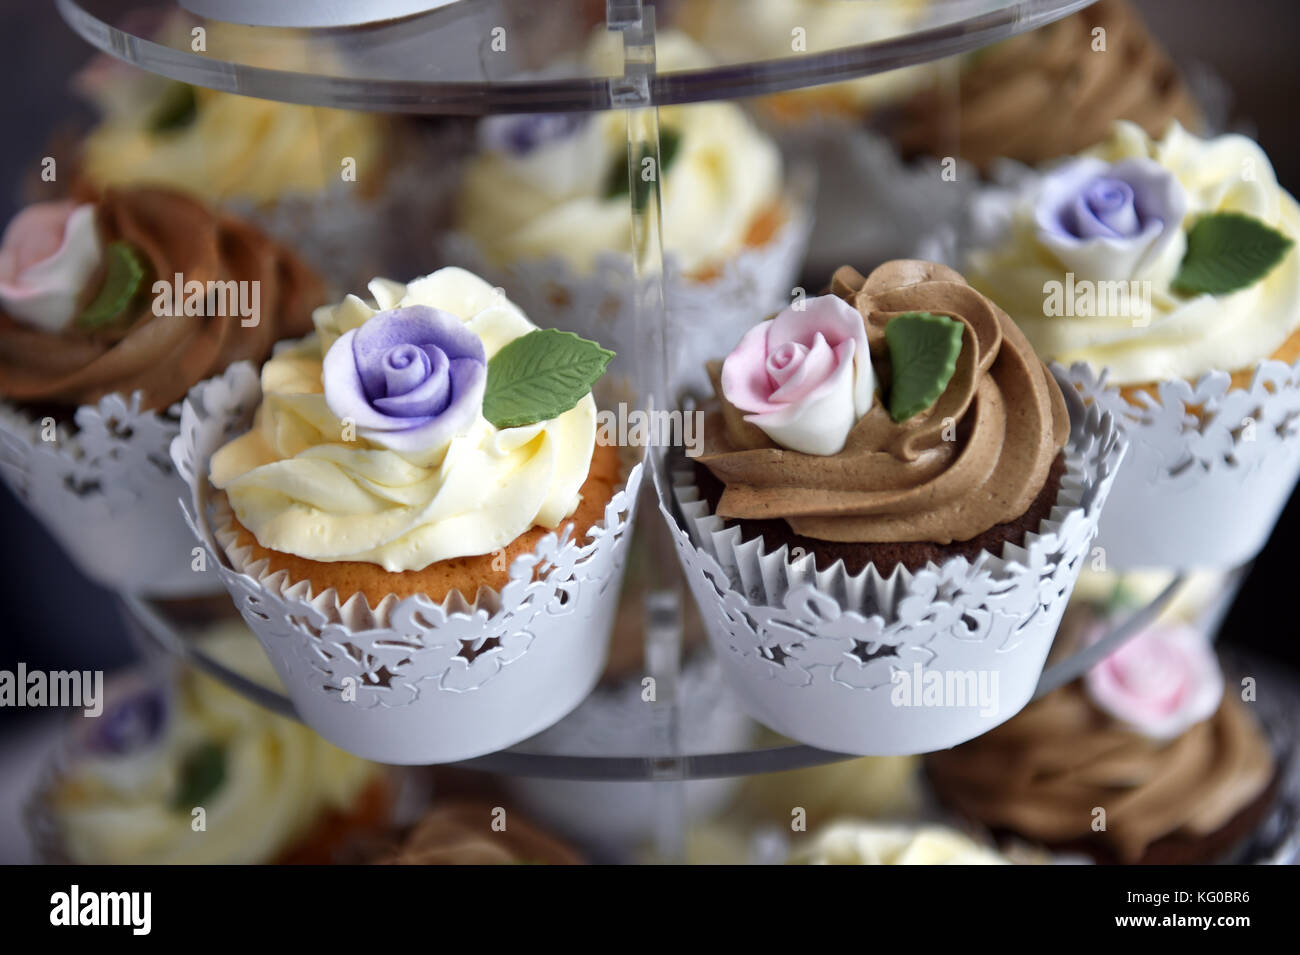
[1,0,1299,733]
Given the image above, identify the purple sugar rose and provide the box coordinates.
[479,113,588,157]
[1034,156,1187,279]
[323,305,486,454]
[87,688,167,756]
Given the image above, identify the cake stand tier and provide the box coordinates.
[57,0,1097,114]
[119,575,1187,780]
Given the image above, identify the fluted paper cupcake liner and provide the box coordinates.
[170,362,643,765]
[660,375,1127,755]
[0,394,223,597]
[441,183,813,402]
[505,652,755,851]
[1061,360,1300,569]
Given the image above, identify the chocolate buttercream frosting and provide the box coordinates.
[0,187,323,412]
[376,802,583,866]
[698,260,1069,544]
[891,0,1202,169]
[927,684,1275,864]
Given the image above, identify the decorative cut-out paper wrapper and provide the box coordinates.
[660,376,1126,756]
[442,184,813,402]
[1060,360,1300,569]
[505,652,755,852]
[0,395,223,597]
[170,362,642,765]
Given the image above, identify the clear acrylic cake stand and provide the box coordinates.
[58,0,1190,861]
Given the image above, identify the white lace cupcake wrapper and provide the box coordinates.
[659,377,1127,755]
[440,184,813,402]
[171,361,643,765]
[1062,359,1300,569]
[0,393,223,597]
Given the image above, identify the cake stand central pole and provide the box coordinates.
[609,1,687,864]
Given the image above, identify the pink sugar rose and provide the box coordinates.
[720,294,874,455]
[0,201,102,332]
[1085,623,1224,740]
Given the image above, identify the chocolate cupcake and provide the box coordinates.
[926,630,1276,864]
[666,259,1126,755]
[890,0,1202,171]
[694,259,1069,574]
[0,187,324,595]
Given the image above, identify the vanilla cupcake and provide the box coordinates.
[447,30,809,397]
[954,120,1300,568]
[173,267,641,764]
[72,15,444,287]
[667,259,1125,755]
[0,187,323,594]
[29,622,391,865]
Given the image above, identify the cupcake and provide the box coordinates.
[788,820,1011,865]
[666,259,1126,754]
[951,120,1300,568]
[446,30,810,397]
[927,631,1277,864]
[172,266,641,764]
[889,0,1202,171]
[71,14,447,288]
[375,800,584,865]
[0,187,323,594]
[28,621,392,864]
[672,0,952,274]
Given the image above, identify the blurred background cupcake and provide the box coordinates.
[947,120,1300,568]
[926,630,1278,864]
[0,186,324,595]
[445,30,811,399]
[27,620,395,864]
[374,799,584,865]
[68,12,453,291]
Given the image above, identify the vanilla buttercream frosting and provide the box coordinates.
[789,820,1009,865]
[455,32,783,275]
[209,267,597,572]
[964,121,1300,384]
[48,623,381,865]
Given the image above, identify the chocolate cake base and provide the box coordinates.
[691,452,1067,575]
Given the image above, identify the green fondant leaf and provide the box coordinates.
[77,241,146,329]
[1172,211,1294,296]
[482,328,614,430]
[171,742,226,811]
[884,311,964,423]
[603,127,682,212]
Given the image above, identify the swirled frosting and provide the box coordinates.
[378,802,583,865]
[209,267,597,571]
[965,122,1300,384]
[789,820,1009,865]
[698,260,1069,544]
[456,32,783,275]
[926,683,1274,863]
[892,0,1201,169]
[49,623,383,865]
[0,187,322,411]
[77,20,388,205]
